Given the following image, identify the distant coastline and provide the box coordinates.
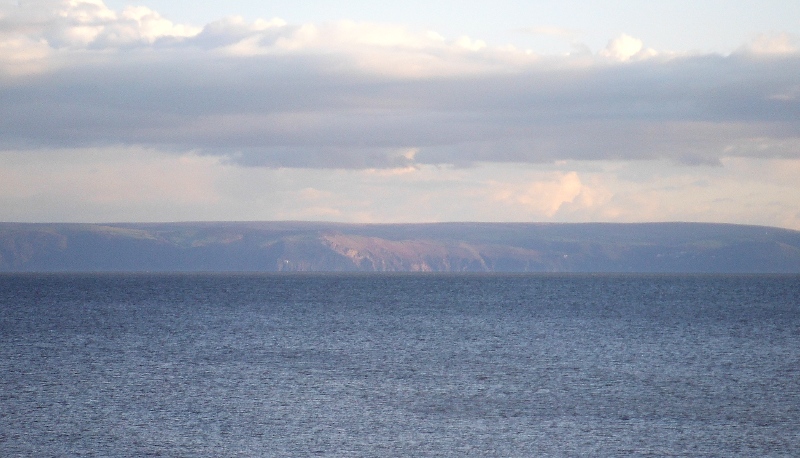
[2,221,799,273]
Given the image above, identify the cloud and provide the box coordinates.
[740,32,798,55]
[1,1,799,170]
[599,33,656,61]
[0,0,199,49]
[2,145,800,228]
[491,171,602,217]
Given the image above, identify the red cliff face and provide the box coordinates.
[320,234,546,272]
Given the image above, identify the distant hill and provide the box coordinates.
[1,221,800,273]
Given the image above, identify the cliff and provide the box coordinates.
[1,221,799,273]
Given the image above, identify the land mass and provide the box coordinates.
[1,221,800,273]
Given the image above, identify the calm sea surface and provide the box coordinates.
[1,273,798,457]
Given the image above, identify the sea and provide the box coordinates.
[1,273,798,457]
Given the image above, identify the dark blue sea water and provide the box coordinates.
[1,273,798,457]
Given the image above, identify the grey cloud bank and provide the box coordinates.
[1,1,799,230]
[2,1,799,169]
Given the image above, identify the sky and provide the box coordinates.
[1,1,799,228]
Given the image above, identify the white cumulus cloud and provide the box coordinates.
[0,0,199,49]
[599,33,657,61]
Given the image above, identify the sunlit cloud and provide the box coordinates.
[599,33,657,61]
[491,171,599,217]
[740,32,798,55]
